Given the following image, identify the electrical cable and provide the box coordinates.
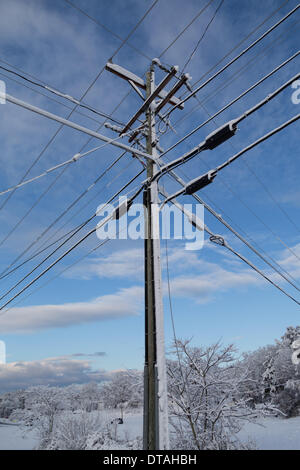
[63,0,154,62]
[0,126,145,197]
[0,172,145,311]
[0,0,158,251]
[0,154,138,283]
[182,0,224,71]
[0,63,127,127]
[0,164,145,288]
[215,113,300,173]
[151,71,300,183]
[160,190,300,306]
[157,164,300,294]
[160,50,300,161]
[161,3,300,118]
[158,0,216,58]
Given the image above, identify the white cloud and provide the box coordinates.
[169,266,260,303]
[64,245,206,281]
[0,356,114,393]
[64,248,144,280]
[0,286,143,334]
[276,242,300,279]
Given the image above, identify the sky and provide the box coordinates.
[0,0,299,392]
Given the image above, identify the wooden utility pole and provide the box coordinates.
[143,64,169,450]
[104,59,186,450]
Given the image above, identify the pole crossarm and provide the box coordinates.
[120,66,179,134]
[105,61,184,109]
[155,73,191,115]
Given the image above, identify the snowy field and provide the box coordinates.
[0,420,38,450]
[1,414,300,450]
[238,416,300,450]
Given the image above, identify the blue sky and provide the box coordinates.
[0,0,299,392]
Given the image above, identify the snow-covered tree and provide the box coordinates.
[24,385,66,448]
[240,326,300,416]
[49,410,103,450]
[100,371,142,419]
[167,339,257,450]
[0,391,23,418]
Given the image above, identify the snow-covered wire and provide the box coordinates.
[0,125,146,197]
[215,112,300,173]
[161,3,300,118]
[0,157,140,283]
[159,50,300,161]
[0,171,145,312]
[0,63,127,128]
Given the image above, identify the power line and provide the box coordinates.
[152,72,300,182]
[215,113,300,173]
[1,237,112,315]
[135,140,300,293]
[182,0,224,71]
[0,63,127,127]
[0,124,141,279]
[0,127,143,197]
[63,0,153,62]
[161,3,300,118]
[38,156,136,251]
[160,50,300,160]
[0,154,136,281]
[186,1,290,90]
[158,0,216,58]
[129,16,300,167]
[194,91,300,234]
[0,91,131,250]
[0,224,83,282]
[0,106,127,271]
[165,15,300,140]
[3,93,155,161]
[159,188,300,307]
[158,49,300,271]
[157,158,300,296]
[0,88,139,255]
[2,0,289,259]
[160,112,300,206]
[0,68,116,128]
[0,0,158,247]
[0,152,135,282]
[159,0,291,118]
[129,12,300,296]
[0,170,145,311]
[166,165,300,292]
[0,167,70,249]
[1,0,298,324]
[209,233,300,307]
[175,17,300,130]
[0,161,144,281]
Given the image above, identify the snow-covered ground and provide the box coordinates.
[238,416,300,450]
[1,414,300,450]
[119,414,300,450]
[0,420,38,450]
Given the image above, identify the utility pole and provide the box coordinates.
[143,64,169,450]
[104,59,187,450]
